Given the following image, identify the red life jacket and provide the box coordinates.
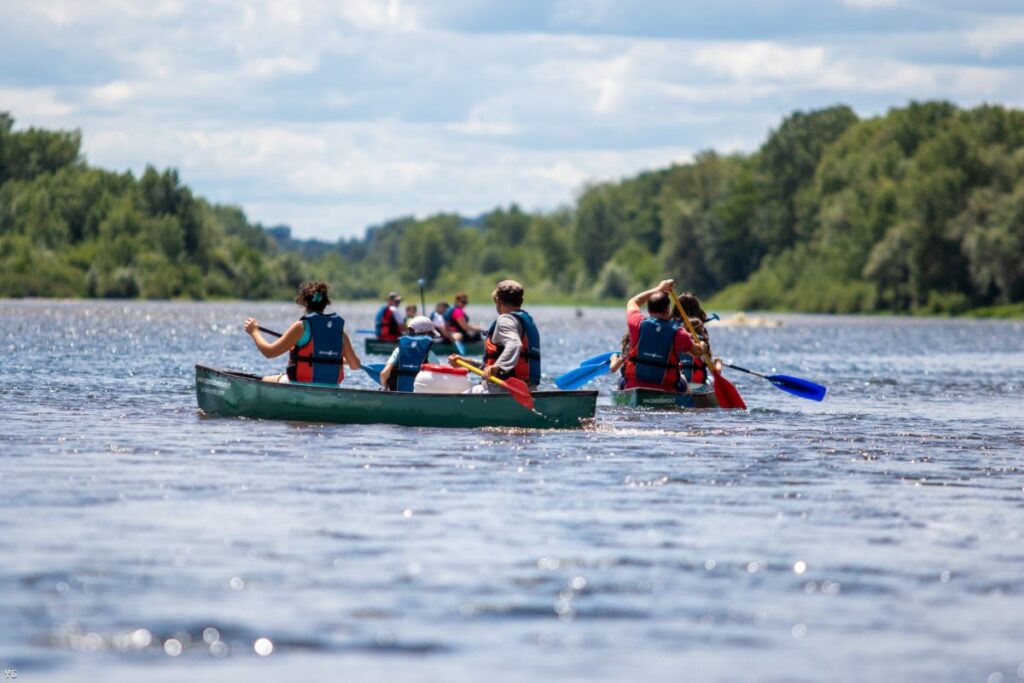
[483,310,541,387]
[375,305,400,342]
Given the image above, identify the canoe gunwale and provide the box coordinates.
[195,364,597,429]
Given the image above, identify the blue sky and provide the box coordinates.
[2,0,1023,239]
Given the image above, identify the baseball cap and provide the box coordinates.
[408,316,435,334]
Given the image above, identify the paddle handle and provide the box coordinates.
[258,326,282,338]
[669,291,714,367]
[454,358,507,389]
[720,362,766,379]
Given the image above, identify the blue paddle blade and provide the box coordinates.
[555,360,611,390]
[768,374,827,402]
[361,363,386,385]
[581,351,616,366]
[454,340,467,355]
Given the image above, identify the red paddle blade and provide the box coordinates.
[503,377,535,411]
[711,368,746,410]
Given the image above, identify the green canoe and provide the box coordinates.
[195,365,596,429]
[363,338,486,356]
[610,385,720,410]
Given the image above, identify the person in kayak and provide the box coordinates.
[445,292,484,343]
[244,281,360,384]
[448,280,540,392]
[622,279,707,392]
[374,291,404,342]
[379,316,444,391]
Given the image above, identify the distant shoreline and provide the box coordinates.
[2,297,1021,319]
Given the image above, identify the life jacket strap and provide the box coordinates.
[293,355,344,365]
[628,355,676,370]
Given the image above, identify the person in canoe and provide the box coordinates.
[243,281,361,384]
[672,291,715,385]
[430,301,456,342]
[379,316,444,391]
[621,279,707,393]
[448,280,540,392]
[445,292,484,343]
[373,291,405,342]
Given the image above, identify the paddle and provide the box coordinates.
[361,362,386,385]
[554,351,617,390]
[356,328,375,335]
[453,359,534,411]
[581,351,617,366]
[555,360,612,390]
[720,362,827,402]
[418,278,427,319]
[669,291,747,410]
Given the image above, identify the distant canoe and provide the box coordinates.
[363,338,485,356]
[195,365,596,429]
[610,386,720,410]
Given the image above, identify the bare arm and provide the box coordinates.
[342,332,360,370]
[244,319,304,358]
[627,279,675,314]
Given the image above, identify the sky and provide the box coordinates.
[2,0,1024,240]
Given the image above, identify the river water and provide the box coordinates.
[1,300,1022,683]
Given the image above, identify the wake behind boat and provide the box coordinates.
[195,365,597,429]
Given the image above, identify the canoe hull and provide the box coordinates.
[195,365,596,429]
[364,338,485,356]
[610,386,720,410]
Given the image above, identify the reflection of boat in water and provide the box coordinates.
[610,384,720,410]
[711,312,782,328]
[195,365,597,429]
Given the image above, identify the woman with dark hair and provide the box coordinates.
[243,281,361,384]
[671,291,713,385]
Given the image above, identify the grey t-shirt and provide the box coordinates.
[478,313,523,392]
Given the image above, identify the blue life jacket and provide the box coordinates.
[288,312,345,384]
[374,305,400,341]
[624,317,680,388]
[484,310,541,387]
[388,335,434,392]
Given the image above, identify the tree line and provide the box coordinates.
[2,102,1022,315]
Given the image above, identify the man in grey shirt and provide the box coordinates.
[448,280,541,393]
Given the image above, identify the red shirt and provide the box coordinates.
[624,310,695,390]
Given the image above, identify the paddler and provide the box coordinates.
[379,315,443,391]
[672,291,714,385]
[445,291,484,343]
[431,301,456,342]
[373,291,404,342]
[621,279,707,392]
[244,281,361,384]
[448,280,540,392]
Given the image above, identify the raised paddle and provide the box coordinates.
[669,291,747,410]
[453,358,534,411]
[418,278,427,318]
[720,362,827,402]
[555,351,617,390]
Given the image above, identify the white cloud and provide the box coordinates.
[0,87,76,119]
[694,42,828,82]
[965,16,1024,58]
[2,1,1024,238]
